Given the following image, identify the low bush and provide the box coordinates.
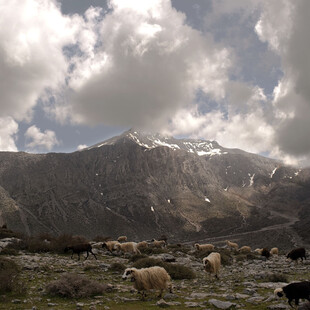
[140,247,168,255]
[109,262,126,273]
[0,248,18,256]
[0,257,24,293]
[164,263,196,280]
[46,273,108,298]
[128,253,148,262]
[264,273,288,283]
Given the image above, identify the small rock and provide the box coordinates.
[184,301,202,308]
[12,299,21,304]
[267,304,289,309]
[156,299,170,308]
[208,299,236,309]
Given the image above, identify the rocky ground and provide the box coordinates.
[1,242,310,310]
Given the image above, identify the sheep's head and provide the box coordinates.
[122,268,136,282]
[194,243,199,250]
[274,288,284,298]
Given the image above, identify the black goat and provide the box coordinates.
[261,248,270,259]
[64,243,97,260]
[287,247,306,262]
[275,281,310,307]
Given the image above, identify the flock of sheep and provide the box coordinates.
[64,236,310,307]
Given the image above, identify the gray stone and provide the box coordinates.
[156,299,170,308]
[267,304,289,309]
[184,301,202,308]
[208,299,236,309]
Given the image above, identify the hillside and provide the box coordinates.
[0,129,309,246]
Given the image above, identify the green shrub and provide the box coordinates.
[265,273,288,283]
[0,248,18,256]
[128,253,148,263]
[46,273,108,298]
[133,257,164,269]
[109,263,126,273]
[167,244,191,254]
[0,257,23,293]
[141,247,168,255]
[164,263,196,280]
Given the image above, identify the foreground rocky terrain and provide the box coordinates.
[1,235,310,310]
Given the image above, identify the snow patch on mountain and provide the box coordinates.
[126,131,226,157]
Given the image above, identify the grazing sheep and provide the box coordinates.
[137,241,149,250]
[226,240,238,250]
[122,267,172,299]
[102,241,120,253]
[287,247,306,262]
[117,236,128,243]
[115,242,141,254]
[261,248,271,259]
[151,239,167,248]
[195,243,215,251]
[239,246,251,253]
[270,247,279,255]
[64,243,97,260]
[274,281,310,307]
[254,248,263,254]
[203,252,221,279]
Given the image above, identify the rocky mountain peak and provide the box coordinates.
[88,129,227,157]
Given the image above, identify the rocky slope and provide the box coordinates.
[2,241,310,310]
[0,130,309,245]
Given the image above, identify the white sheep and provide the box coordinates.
[137,241,149,250]
[117,236,128,242]
[151,239,167,248]
[226,240,238,250]
[102,240,120,253]
[195,243,214,251]
[239,246,251,253]
[115,242,141,254]
[270,247,279,255]
[254,248,263,254]
[203,252,221,279]
[122,267,172,299]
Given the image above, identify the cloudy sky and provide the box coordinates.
[0,0,310,166]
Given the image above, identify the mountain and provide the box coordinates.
[0,129,309,247]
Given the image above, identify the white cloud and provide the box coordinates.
[58,0,231,130]
[25,125,59,152]
[0,117,18,151]
[255,0,310,161]
[0,0,81,121]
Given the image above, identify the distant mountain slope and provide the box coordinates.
[0,129,308,246]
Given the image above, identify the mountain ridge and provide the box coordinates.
[0,130,309,248]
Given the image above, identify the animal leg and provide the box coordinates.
[85,251,89,260]
[157,289,163,298]
[78,253,80,261]
[288,298,293,308]
[90,250,97,260]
